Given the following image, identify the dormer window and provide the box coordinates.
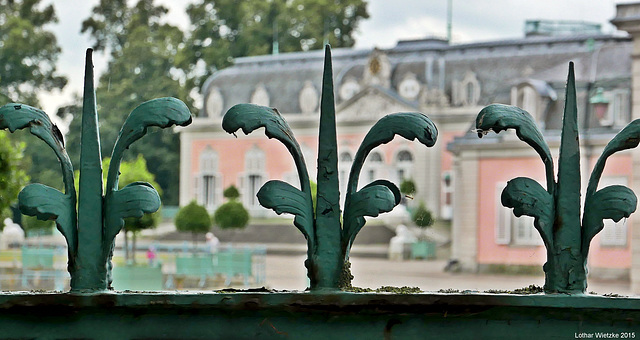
[510,79,556,126]
[363,49,391,88]
[591,88,629,127]
[452,72,481,106]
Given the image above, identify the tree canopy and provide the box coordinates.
[175,200,211,235]
[179,0,369,91]
[0,0,67,106]
[0,131,29,225]
[71,0,369,206]
[78,0,192,205]
[0,0,67,191]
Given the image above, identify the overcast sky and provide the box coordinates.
[40,0,622,119]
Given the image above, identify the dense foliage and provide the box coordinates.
[412,202,434,228]
[223,185,240,200]
[214,201,249,229]
[0,0,67,189]
[175,200,212,235]
[178,0,369,96]
[399,178,416,195]
[77,0,192,205]
[4,0,369,208]
[0,132,28,228]
[0,0,67,106]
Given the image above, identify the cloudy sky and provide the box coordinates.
[41,0,621,117]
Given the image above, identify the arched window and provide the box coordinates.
[364,152,384,184]
[339,152,353,162]
[395,150,413,182]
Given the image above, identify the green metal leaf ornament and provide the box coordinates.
[223,46,439,290]
[341,180,400,255]
[104,182,161,242]
[583,185,636,249]
[476,104,555,193]
[257,180,313,241]
[0,49,192,292]
[476,62,640,293]
[0,103,77,260]
[222,103,314,239]
[104,97,192,240]
[343,113,437,255]
[501,177,554,247]
[106,97,192,193]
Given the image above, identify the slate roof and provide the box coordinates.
[200,33,632,121]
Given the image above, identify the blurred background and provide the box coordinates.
[0,0,634,295]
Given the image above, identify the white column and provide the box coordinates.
[613,2,640,293]
[451,150,479,271]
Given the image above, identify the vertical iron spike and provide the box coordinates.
[314,45,342,289]
[553,61,584,292]
[556,62,581,225]
[75,48,106,291]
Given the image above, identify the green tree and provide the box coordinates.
[0,131,29,228]
[213,201,249,229]
[214,185,249,229]
[0,0,67,106]
[175,200,211,251]
[413,202,434,228]
[0,0,68,191]
[79,0,192,205]
[178,0,369,91]
[105,156,162,263]
[399,178,416,196]
[223,185,240,200]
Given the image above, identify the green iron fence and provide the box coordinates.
[0,46,638,339]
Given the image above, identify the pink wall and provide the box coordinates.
[477,157,547,266]
[476,154,633,269]
[192,137,296,189]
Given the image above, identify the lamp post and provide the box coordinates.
[590,87,611,124]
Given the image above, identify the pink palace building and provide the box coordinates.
[179,18,640,286]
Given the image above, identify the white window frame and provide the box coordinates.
[395,149,414,184]
[598,89,630,128]
[195,147,222,212]
[243,146,267,211]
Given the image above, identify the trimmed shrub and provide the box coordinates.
[214,201,249,229]
[399,178,416,195]
[412,202,434,228]
[175,201,212,235]
[223,185,240,200]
